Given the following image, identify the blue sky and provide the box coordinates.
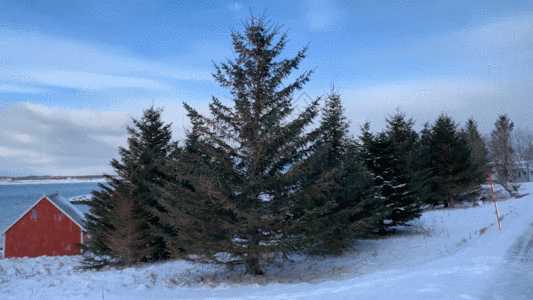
[0,0,532,176]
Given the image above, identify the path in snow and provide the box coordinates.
[482,221,533,299]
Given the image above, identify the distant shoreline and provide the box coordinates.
[0,179,107,186]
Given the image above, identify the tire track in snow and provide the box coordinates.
[482,222,533,299]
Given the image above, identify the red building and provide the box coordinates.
[0,192,87,258]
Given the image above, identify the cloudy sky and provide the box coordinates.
[0,0,532,176]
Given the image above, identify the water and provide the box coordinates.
[0,182,102,234]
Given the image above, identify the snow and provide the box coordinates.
[1,183,532,299]
[68,194,94,203]
[0,178,106,186]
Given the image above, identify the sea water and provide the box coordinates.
[0,182,102,234]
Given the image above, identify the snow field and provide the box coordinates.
[0,183,532,299]
[0,178,106,186]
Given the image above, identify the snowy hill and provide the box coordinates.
[1,183,532,299]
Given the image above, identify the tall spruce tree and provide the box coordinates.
[462,118,490,185]
[383,113,426,225]
[155,16,381,274]
[283,91,383,254]
[489,114,516,195]
[425,115,479,207]
[79,106,176,267]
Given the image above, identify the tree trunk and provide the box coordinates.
[377,220,387,235]
[245,256,263,275]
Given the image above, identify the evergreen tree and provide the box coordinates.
[489,114,516,195]
[77,175,117,268]
[78,106,176,267]
[426,115,479,207]
[283,91,383,254]
[359,116,424,233]
[315,91,350,161]
[462,118,490,185]
[104,165,155,267]
[155,16,381,274]
[418,122,436,205]
[383,113,426,225]
[126,106,178,260]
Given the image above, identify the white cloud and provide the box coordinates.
[0,68,169,91]
[463,12,533,51]
[305,0,343,31]
[92,134,128,148]
[11,133,40,144]
[0,146,55,164]
[341,77,522,134]
[0,26,213,95]
[0,84,45,94]
[0,103,132,176]
[346,78,505,110]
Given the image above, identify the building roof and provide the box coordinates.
[46,192,86,229]
[0,191,87,236]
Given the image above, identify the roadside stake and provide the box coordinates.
[488,173,502,231]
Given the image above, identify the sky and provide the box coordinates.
[0,0,532,176]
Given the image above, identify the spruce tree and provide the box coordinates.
[462,118,490,185]
[426,115,479,207]
[315,91,350,161]
[489,114,516,195]
[77,175,117,268]
[418,122,437,206]
[359,117,424,234]
[104,165,155,267]
[127,106,177,260]
[155,16,380,274]
[284,92,382,254]
[79,106,176,267]
[383,113,426,226]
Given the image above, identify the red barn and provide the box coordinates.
[0,191,87,258]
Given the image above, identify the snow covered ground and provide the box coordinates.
[0,178,106,186]
[1,183,532,299]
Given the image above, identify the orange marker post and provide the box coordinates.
[488,173,502,231]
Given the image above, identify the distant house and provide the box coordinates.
[513,161,533,182]
[0,191,87,259]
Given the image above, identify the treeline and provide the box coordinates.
[77,16,524,274]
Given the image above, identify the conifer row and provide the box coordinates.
[78,15,512,273]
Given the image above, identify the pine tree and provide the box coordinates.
[489,114,517,195]
[315,91,350,161]
[155,16,380,274]
[426,115,479,207]
[359,116,424,234]
[283,91,382,254]
[126,106,178,260]
[77,175,117,268]
[104,165,155,267]
[418,122,437,206]
[383,113,426,226]
[79,106,176,267]
[462,118,490,185]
